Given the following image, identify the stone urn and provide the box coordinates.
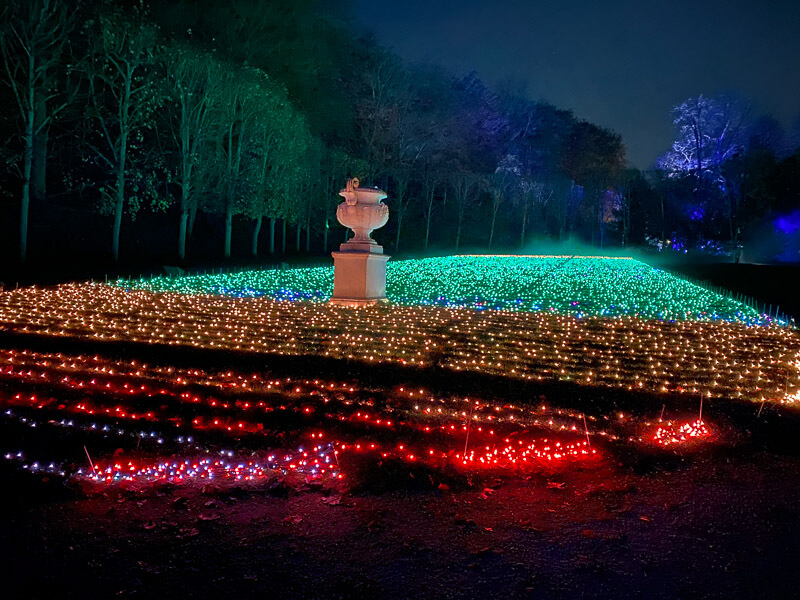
[330,178,391,306]
[336,182,389,250]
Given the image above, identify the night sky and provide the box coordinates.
[354,0,800,168]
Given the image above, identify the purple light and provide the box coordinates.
[774,211,800,235]
[688,207,705,221]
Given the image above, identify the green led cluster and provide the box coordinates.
[114,255,766,324]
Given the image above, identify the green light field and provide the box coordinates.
[113,255,766,324]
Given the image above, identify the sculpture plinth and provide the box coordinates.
[330,179,390,306]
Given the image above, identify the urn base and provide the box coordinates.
[330,250,390,306]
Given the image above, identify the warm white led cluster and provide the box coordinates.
[1,283,798,403]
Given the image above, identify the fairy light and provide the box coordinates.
[0,255,795,487]
[82,442,340,483]
[109,255,769,324]
[1,344,616,484]
[652,419,711,446]
[1,282,797,404]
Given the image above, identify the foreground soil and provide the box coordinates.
[4,447,800,600]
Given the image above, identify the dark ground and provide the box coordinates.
[666,261,800,322]
[2,332,800,600]
[4,447,800,599]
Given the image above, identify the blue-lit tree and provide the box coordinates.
[657,94,754,249]
[658,94,750,185]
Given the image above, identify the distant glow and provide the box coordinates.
[774,211,800,236]
[688,207,705,221]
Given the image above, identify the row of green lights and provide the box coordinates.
[112,255,768,325]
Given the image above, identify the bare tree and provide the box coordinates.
[356,52,406,174]
[81,5,161,262]
[613,169,643,247]
[450,172,481,251]
[488,155,522,247]
[164,44,220,261]
[518,181,553,248]
[658,94,750,181]
[421,166,443,252]
[213,67,261,258]
[246,79,311,257]
[0,0,77,262]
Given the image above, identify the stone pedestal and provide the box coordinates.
[329,179,391,307]
[330,243,390,306]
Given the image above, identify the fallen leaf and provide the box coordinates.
[178,527,200,538]
[283,515,303,524]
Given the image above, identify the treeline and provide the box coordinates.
[1,0,798,271]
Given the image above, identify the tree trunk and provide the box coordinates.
[395,206,403,252]
[520,200,528,249]
[425,202,433,252]
[111,133,127,263]
[305,221,311,253]
[323,221,329,253]
[621,201,630,247]
[488,202,499,248]
[112,73,132,263]
[224,206,232,258]
[252,215,262,257]
[112,174,124,263]
[282,219,286,254]
[178,180,190,261]
[188,202,198,236]
[269,217,276,254]
[393,178,408,252]
[178,209,189,261]
[20,99,34,264]
[32,86,48,206]
[424,184,436,252]
[295,223,301,252]
[728,192,736,243]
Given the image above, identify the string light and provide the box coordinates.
[0,255,794,487]
[1,282,797,404]
[652,419,711,446]
[111,255,770,324]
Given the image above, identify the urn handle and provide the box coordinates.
[345,177,360,205]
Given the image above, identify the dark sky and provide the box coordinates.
[353,0,800,167]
